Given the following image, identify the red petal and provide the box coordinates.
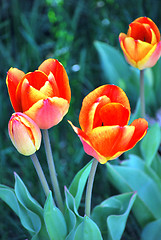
[6,68,25,111]
[133,17,160,42]
[128,22,152,43]
[100,102,130,126]
[38,59,71,103]
[79,85,130,132]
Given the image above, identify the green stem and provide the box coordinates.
[140,69,145,118]
[30,153,51,198]
[42,129,64,212]
[85,158,98,217]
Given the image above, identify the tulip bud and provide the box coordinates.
[8,112,41,156]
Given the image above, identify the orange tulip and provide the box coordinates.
[69,85,148,164]
[6,59,71,129]
[8,112,41,156]
[119,17,161,70]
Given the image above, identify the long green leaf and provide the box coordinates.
[69,160,92,209]
[92,192,136,240]
[107,193,136,240]
[64,187,83,240]
[141,218,161,240]
[14,173,49,239]
[44,192,67,240]
[141,123,161,166]
[106,160,161,227]
[74,216,103,240]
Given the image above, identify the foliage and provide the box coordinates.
[1,0,161,239]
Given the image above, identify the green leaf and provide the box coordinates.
[151,154,161,180]
[64,187,83,240]
[0,184,20,215]
[92,192,136,240]
[14,173,43,216]
[74,216,103,240]
[14,173,49,239]
[69,160,92,209]
[94,40,130,86]
[141,123,161,166]
[0,183,42,238]
[141,218,161,240]
[106,160,161,227]
[107,193,136,240]
[44,191,67,240]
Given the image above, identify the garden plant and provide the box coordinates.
[1,2,161,240]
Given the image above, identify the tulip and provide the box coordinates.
[6,59,71,129]
[8,112,41,156]
[69,85,148,164]
[119,17,161,70]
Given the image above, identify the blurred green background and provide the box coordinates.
[1,0,161,239]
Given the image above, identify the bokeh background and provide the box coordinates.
[1,0,161,239]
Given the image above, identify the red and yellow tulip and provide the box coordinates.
[119,17,161,69]
[69,85,148,164]
[8,112,41,156]
[6,59,71,129]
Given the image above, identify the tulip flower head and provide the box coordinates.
[69,85,148,164]
[119,17,161,70]
[8,112,41,156]
[6,59,71,129]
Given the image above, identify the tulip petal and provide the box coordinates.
[68,121,108,164]
[134,17,160,42]
[38,58,71,102]
[79,85,130,132]
[138,42,161,69]
[24,97,69,129]
[126,118,148,150]
[19,79,47,112]
[128,22,152,43]
[8,112,41,156]
[88,125,135,160]
[83,95,111,133]
[124,37,153,62]
[6,68,25,111]
[100,102,130,126]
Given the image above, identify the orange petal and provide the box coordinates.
[138,41,161,69]
[88,125,135,160]
[100,102,130,126]
[24,97,69,129]
[83,95,111,133]
[6,68,25,111]
[123,37,153,62]
[20,78,47,112]
[126,118,148,150]
[79,85,130,132]
[68,121,108,164]
[38,59,71,103]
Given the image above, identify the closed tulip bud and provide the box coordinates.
[8,112,41,156]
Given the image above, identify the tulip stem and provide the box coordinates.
[30,153,52,199]
[42,129,64,212]
[85,158,98,217]
[140,69,145,118]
